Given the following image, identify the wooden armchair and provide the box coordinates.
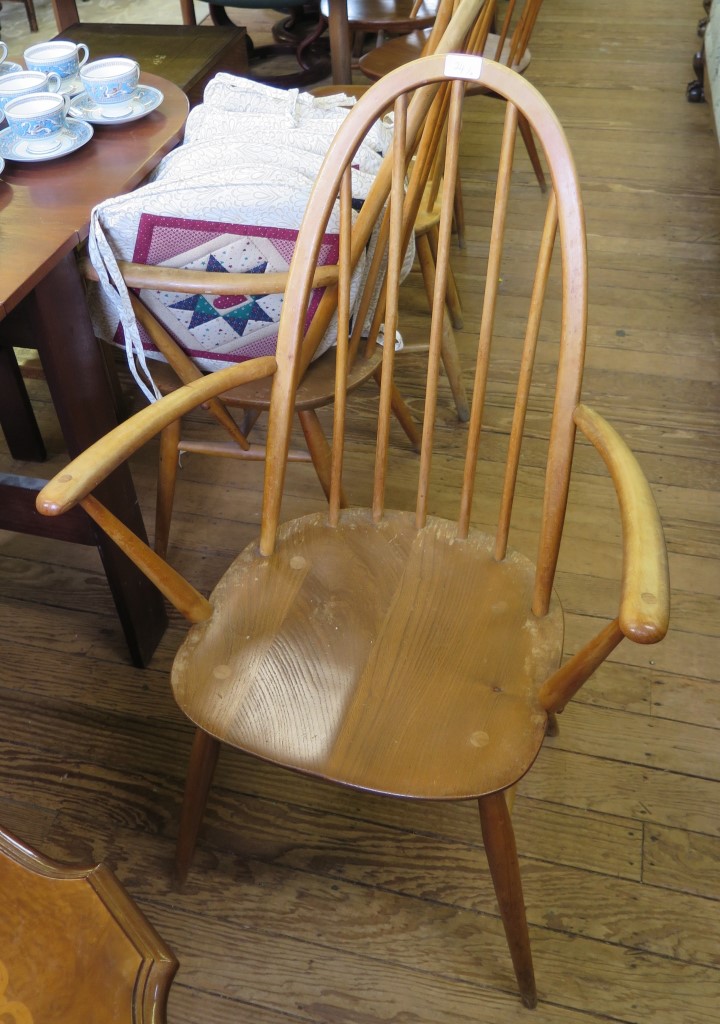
[37,54,669,1008]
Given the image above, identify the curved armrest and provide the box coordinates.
[37,356,277,517]
[80,257,339,296]
[574,403,669,644]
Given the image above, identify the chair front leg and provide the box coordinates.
[478,791,537,1008]
[175,728,221,886]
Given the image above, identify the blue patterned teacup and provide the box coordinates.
[80,57,140,118]
[4,92,71,154]
[0,70,62,114]
[24,40,89,84]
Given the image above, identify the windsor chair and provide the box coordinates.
[37,55,669,1007]
[361,0,548,194]
[86,0,488,560]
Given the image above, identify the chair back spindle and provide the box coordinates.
[458,98,518,538]
[416,79,465,530]
[329,166,355,525]
[494,190,557,561]
[373,94,409,523]
[261,56,588,618]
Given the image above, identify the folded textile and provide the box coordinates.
[88,75,409,403]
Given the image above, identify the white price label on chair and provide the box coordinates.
[445,54,483,80]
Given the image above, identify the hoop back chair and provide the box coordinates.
[38,55,669,1007]
[84,0,490,560]
[361,0,548,191]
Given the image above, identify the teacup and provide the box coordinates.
[24,40,89,85]
[4,92,71,155]
[80,57,140,118]
[0,70,62,114]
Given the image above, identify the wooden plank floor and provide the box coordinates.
[1,1,719,1021]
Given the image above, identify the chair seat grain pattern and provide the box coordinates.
[172,509,564,797]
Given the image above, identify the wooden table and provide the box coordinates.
[59,21,249,106]
[0,73,188,666]
[50,0,346,85]
[0,826,177,1022]
[49,0,249,107]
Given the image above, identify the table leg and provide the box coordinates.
[0,344,46,462]
[50,0,80,32]
[328,0,352,84]
[27,251,167,667]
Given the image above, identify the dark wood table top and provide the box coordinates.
[0,72,189,318]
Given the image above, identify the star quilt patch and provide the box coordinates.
[118,214,339,368]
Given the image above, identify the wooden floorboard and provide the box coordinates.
[1,0,719,1020]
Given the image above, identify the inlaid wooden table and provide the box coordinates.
[0,826,177,1023]
[0,72,189,666]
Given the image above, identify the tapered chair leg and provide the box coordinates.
[518,114,547,193]
[155,418,181,560]
[428,225,464,329]
[416,233,470,422]
[372,367,423,452]
[297,407,348,505]
[175,728,221,886]
[478,791,537,1009]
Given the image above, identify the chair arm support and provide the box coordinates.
[573,403,669,644]
[36,357,277,516]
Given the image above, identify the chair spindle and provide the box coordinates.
[458,100,519,537]
[416,80,465,528]
[494,190,558,560]
[329,167,355,525]
[373,94,409,521]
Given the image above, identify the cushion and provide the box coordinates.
[88,76,403,403]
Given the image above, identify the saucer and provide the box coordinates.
[0,61,23,78]
[0,118,93,162]
[68,85,164,125]
[58,74,84,97]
